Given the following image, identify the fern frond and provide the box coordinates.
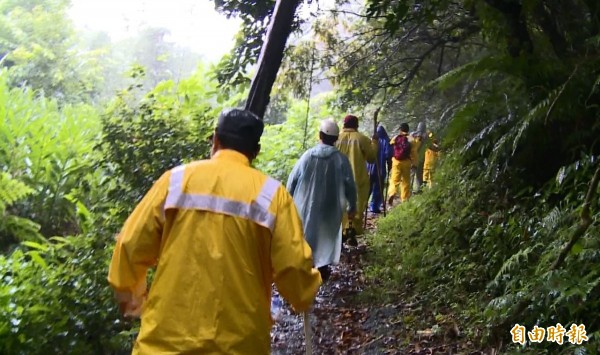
[429,55,513,91]
[463,114,513,154]
[0,172,33,211]
[1,215,43,242]
[587,73,600,103]
[540,207,562,232]
[488,243,543,289]
[489,66,581,166]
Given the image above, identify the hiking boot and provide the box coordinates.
[347,235,358,247]
[343,224,358,247]
[318,265,332,282]
[387,195,395,206]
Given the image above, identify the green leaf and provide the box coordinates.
[570,242,583,256]
[21,241,49,251]
[27,251,48,269]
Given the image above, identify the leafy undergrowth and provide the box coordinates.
[361,155,600,354]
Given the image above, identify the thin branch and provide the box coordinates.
[389,23,479,99]
[545,64,579,124]
[437,44,445,76]
[327,9,379,19]
[301,43,316,151]
[340,26,389,42]
[334,34,395,78]
[389,38,446,92]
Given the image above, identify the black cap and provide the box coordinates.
[215,108,264,145]
[400,123,409,133]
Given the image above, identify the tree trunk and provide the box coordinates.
[245,0,302,119]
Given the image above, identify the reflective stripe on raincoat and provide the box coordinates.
[287,143,357,268]
[108,149,322,354]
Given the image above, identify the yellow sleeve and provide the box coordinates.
[107,171,170,295]
[410,138,421,163]
[270,188,322,312]
[362,134,378,163]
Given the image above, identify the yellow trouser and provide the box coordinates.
[342,178,369,235]
[388,158,412,202]
[423,168,434,188]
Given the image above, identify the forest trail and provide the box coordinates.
[270,212,483,355]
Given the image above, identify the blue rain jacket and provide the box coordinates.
[287,144,357,268]
[367,125,393,178]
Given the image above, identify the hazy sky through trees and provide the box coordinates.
[68,0,241,62]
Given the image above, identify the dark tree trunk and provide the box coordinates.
[483,0,533,57]
[245,0,302,119]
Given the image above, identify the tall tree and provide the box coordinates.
[0,0,102,102]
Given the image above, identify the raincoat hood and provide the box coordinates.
[310,143,339,159]
[376,125,390,141]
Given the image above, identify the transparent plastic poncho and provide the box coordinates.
[287,144,357,268]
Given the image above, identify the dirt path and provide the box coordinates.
[270,214,406,354]
[270,213,482,354]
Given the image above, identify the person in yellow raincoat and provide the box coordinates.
[387,123,413,205]
[108,109,322,354]
[423,132,441,188]
[335,114,378,236]
[409,122,427,193]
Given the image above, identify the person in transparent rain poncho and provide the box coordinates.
[287,119,357,282]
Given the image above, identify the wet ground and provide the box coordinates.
[270,213,484,355]
[270,213,403,354]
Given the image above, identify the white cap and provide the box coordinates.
[319,118,339,136]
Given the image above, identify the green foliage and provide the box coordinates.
[0,173,43,249]
[0,235,134,354]
[0,71,101,242]
[359,2,600,350]
[255,93,343,183]
[0,173,32,212]
[367,151,600,350]
[212,0,276,86]
[0,0,103,102]
[1,57,245,354]
[255,100,316,183]
[99,66,221,218]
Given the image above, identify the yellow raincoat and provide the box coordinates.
[388,133,413,202]
[108,149,322,354]
[423,145,441,187]
[335,128,378,234]
[410,135,422,164]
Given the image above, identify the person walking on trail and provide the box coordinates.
[287,119,358,282]
[387,123,413,205]
[410,122,427,193]
[107,108,322,354]
[335,114,378,236]
[423,132,441,188]
[367,124,393,213]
